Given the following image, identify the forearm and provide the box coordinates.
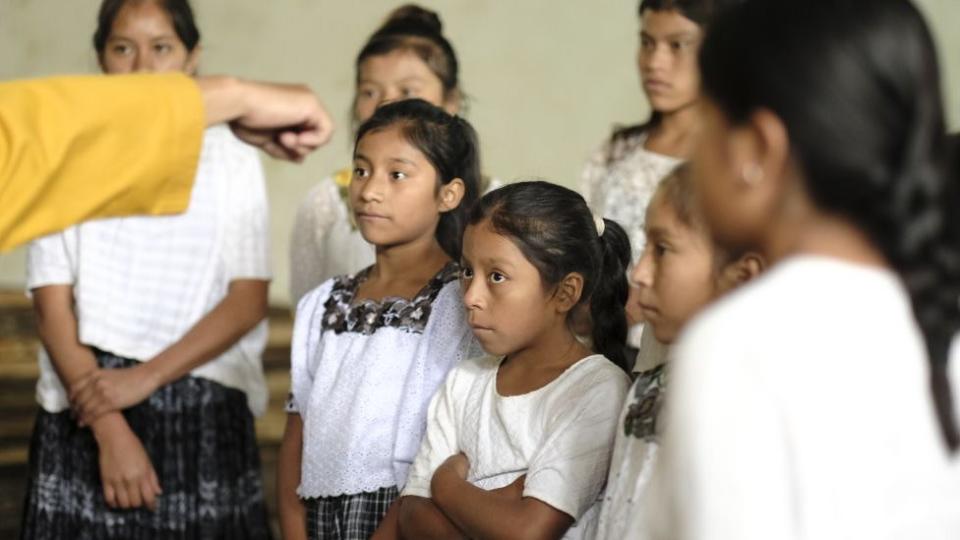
[196,76,247,127]
[397,496,465,540]
[432,477,551,540]
[278,414,307,540]
[142,279,268,388]
[33,285,99,390]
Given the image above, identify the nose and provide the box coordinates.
[356,171,385,204]
[377,88,400,110]
[462,276,485,311]
[639,43,669,74]
[631,245,655,289]
[132,50,155,73]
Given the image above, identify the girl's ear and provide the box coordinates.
[442,90,462,115]
[716,251,766,294]
[554,272,585,314]
[438,178,465,213]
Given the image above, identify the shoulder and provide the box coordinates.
[553,355,631,402]
[444,355,499,389]
[295,276,339,318]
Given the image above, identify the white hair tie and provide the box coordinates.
[593,214,605,237]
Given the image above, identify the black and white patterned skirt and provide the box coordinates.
[304,486,399,540]
[19,350,272,540]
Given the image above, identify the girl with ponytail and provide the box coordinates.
[377,181,631,539]
[639,1,960,538]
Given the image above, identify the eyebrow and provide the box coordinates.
[640,30,700,41]
[645,225,674,241]
[353,153,418,167]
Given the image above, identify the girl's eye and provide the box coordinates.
[489,272,506,284]
[401,87,419,97]
[460,267,474,280]
[640,36,655,50]
[358,89,377,99]
[654,243,668,257]
[352,167,368,179]
[154,43,173,54]
[390,171,407,181]
[671,40,690,52]
[111,44,132,55]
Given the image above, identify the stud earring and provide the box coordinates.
[741,163,763,185]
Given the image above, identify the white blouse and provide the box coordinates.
[580,131,681,258]
[636,256,960,540]
[288,263,479,498]
[402,354,630,539]
[26,126,271,415]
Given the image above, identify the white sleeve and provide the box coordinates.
[392,281,478,485]
[524,364,630,521]
[222,136,271,281]
[289,180,340,304]
[579,139,611,210]
[400,366,463,499]
[26,228,77,292]
[285,281,334,415]
[635,314,797,540]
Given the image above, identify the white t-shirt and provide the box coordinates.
[635,255,960,540]
[402,354,630,539]
[26,126,271,415]
[288,263,479,498]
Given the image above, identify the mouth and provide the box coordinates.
[470,323,494,333]
[643,79,671,93]
[355,211,389,221]
[638,302,659,317]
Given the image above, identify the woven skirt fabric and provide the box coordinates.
[19,350,272,540]
[303,486,399,540]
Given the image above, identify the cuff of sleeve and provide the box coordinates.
[522,487,579,522]
[150,73,204,216]
[399,483,431,499]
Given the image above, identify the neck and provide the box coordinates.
[653,100,700,137]
[763,210,888,270]
[507,321,589,373]
[371,233,450,283]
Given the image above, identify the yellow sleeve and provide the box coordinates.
[0,72,205,251]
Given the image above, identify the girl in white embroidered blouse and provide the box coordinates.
[278,99,482,540]
[374,182,632,540]
[581,0,731,353]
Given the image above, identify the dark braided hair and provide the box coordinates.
[701,0,960,449]
[469,181,633,372]
[354,99,480,261]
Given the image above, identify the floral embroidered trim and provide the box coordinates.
[322,262,460,335]
[623,363,667,441]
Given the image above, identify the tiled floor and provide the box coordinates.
[0,291,294,537]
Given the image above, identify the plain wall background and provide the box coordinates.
[1,0,957,306]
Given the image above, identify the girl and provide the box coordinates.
[382,181,632,539]
[278,99,481,540]
[20,0,272,538]
[595,166,764,539]
[580,0,734,356]
[290,4,466,305]
[640,1,960,538]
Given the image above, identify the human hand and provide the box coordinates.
[70,363,159,426]
[91,413,162,510]
[228,80,334,162]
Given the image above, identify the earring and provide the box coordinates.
[741,163,763,185]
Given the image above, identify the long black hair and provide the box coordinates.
[701,0,960,449]
[354,99,480,261]
[469,181,633,372]
[93,0,201,54]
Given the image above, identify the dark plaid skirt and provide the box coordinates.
[19,350,272,540]
[304,486,399,540]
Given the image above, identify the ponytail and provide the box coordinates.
[590,219,632,372]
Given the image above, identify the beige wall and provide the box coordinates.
[1,0,957,306]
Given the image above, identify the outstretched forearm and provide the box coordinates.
[397,496,465,540]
